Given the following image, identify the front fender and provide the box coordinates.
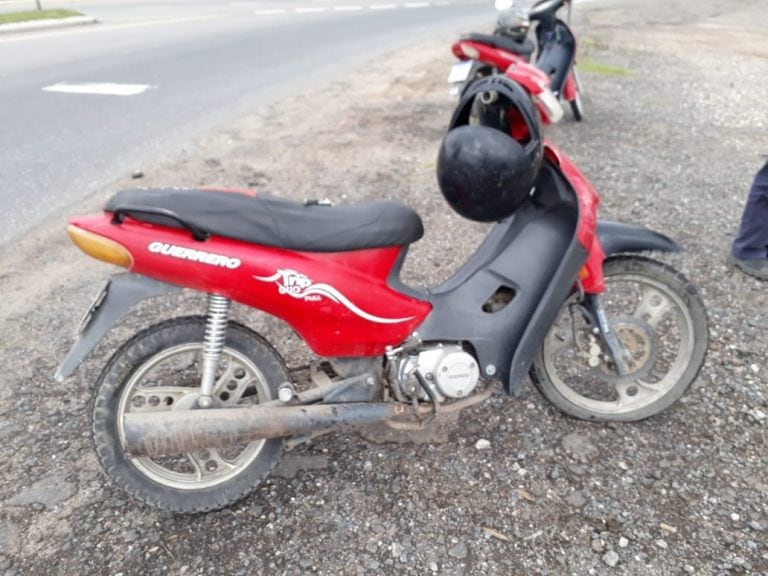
[597,220,681,256]
[55,273,181,382]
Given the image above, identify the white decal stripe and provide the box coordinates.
[253,272,284,283]
[253,274,414,324]
[305,284,415,324]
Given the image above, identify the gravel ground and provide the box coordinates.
[1,0,767,574]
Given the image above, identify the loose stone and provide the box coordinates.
[602,550,619,567]
[564,491,587,508]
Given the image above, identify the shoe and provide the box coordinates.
[727,255,768,280]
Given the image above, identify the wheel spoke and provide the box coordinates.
[634,379,669,394]
[615,383,636,409]
[129,386,198,412]
[635,285,675,328]
[187,449,236,480]
[615,379,662,408]
[213,358,256,405]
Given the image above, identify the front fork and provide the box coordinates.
[584,293,629,375]
[198,294,232,408]
[578,239,628,375]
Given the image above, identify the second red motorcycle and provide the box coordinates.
[449,0,583,122]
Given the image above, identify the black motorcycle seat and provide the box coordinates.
[462,33,535,57]
[105,188,424,252]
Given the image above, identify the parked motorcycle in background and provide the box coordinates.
[449,0,584,121]
[56,77,707,513]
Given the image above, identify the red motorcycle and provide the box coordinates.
[449,0,583,122]
[57,77,707,512]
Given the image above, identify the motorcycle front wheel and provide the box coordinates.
[570,91,584,121]
[569,69,584,121]
[533,256,708,421]
[92,317,288,512]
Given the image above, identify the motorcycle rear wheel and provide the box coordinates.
[92,317,287,512]
[533,256,708,421]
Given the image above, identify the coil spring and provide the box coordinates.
[200,294,231,399]
[204,294,230,357]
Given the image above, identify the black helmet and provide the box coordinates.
[438,76,543,222]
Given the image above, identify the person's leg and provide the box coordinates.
[732,159,768,261]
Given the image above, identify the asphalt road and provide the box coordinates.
[0,0,494,246]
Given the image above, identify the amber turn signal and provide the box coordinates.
[67,225,133,268]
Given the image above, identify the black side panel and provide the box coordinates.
[417,163,582,392]
[597,220,681,255]
[386,245,429,300]
[506,241,585,393]
[535,20,575,94]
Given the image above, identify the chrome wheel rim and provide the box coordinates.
[542,273,695,416]
[117,343,272,490]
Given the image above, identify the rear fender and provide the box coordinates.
[55,273,181,381]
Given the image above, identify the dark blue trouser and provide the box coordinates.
[732,159,768,260]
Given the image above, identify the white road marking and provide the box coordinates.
[295,6,327,12]
[42,82,152,96]
[404,2,430,7]
[333,5,363,11]
[369,3,398,8]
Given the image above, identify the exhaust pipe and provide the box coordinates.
[479,90,499,105]
[123,403,411,457]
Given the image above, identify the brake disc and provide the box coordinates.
[588,315,659,385]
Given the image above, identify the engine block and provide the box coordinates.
[396,344,480,401]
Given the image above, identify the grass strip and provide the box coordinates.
[0,9,84,25]
[576,58,632,76]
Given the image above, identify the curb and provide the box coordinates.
[0,15,97,35]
